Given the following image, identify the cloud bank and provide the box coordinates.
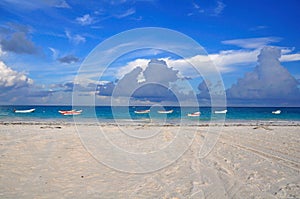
[226,46,300,105]
[98,59,194,103]
[0,61,33,89]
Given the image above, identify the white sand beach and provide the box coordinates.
[0,122,299,198]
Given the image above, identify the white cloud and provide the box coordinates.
[190,1,225,17]
[115,48,300,80]
[222,37,281,49]
[114,8,135,18]
[65,30,86,45]
[0,61,33,88]
[226,47,300,104]
[212,1,225,16]
[54,0,70,8]
[164,55,227,76]
[48,47,58,60]
[193,2,204,13]
[76,14,94,26]
[209,49,260,68]
[115,54,225,80]
[209,48,300,70]
[99,59,196,103]
[280,53,300,62]
[116,58,149,79]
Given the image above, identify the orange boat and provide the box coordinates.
[187,111,200,117]
[58,110,82,116]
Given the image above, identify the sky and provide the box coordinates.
[0,0,300,106]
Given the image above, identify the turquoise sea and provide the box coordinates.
[1,106,300,123]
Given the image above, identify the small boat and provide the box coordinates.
[58,110,75,114]
[187,111,201,117]
[157,110,173,114]
[14,108,35,113]
[272,110,281,115]
[214,110,227,114]
[134,109,150,114]
[59,110,82,116]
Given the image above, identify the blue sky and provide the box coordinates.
[0,0,299,106]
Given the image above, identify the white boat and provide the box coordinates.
[157,110,173,114]
[59,110,82,116]
[14,108,35,113]
[134,109,150,114]
[187,111,201,117]
[272,110,281,115]
[214,110,227,114]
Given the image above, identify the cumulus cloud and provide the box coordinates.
[57,54,80,64]
[143,59,179,85]
[0,23,39,55]
[0,61,33,89]
[115,48,300,81]
[208,48,300,70]
[0,61,60,104]
[76,14,94,25]
[113,66,142,96]
[227,46,300,105]
[0,32,38,54]
[98,59,191,102]
[115,58,149,79]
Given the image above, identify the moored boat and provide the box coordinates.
[214,110,227,114]
[157,110,173,114]
[272,110,281,114]
[14,108,35,113]
[187,111,200,117]
[59,110,82,116]
[134,109,150,114]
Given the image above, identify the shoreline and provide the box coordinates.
[1,119,300,126]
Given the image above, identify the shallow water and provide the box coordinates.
[1,106,300,123]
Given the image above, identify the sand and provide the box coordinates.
[0,122,299,198]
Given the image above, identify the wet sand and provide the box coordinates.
[0,122,299,198]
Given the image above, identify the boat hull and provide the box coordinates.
[134,110,150,114]
[14,108,35,113]
[157,110,173,114]
[214,110,227,114]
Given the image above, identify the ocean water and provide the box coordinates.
[0,106,300,123]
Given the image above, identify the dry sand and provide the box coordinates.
[0,122,299,198]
